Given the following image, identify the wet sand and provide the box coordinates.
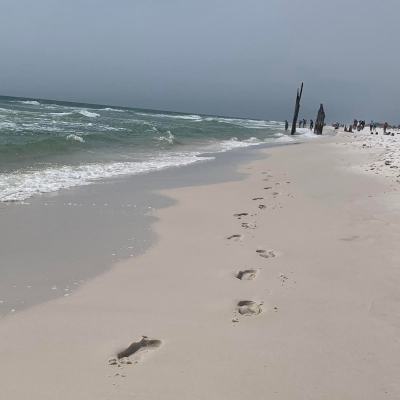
[0,146,264,316]
[1,134,400,399]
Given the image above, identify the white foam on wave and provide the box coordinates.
[18,100,40,106]
[66,134,85,143]
[0,153,214,202]
[101,107,125,112]
[217,137,264,152]
[78,110,100,118]
[136,112,203,121]
[51,110,100,118]
[0,121,62,133]
[156,131,175,144]
[272,130,320,142]
[294,128,319,138]
[271,133,294,143]
[129,112,281,130]
[97,125,126,132]
[205,116,282,129]
[50,112,73,117]
[273,135,294,143]
[214,129,317,151]
[0,121,17,130]
[0,107,18,114]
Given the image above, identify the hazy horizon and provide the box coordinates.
[1,0,399,123]
[0,93,283,121]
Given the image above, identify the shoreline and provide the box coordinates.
[0,137,315,318]
[0,142,275,317]
[1,133,400,399]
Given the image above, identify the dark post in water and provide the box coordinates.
[291,82,304,135]
[314,104,325,135]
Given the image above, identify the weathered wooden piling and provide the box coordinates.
[314,104,325,135]
[291,82,303,135]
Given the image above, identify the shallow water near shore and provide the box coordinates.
[0,95,320,316]
[0,95,299,202]
[0,143,289,317]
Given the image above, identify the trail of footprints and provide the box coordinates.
[108,171,292,377]
[229,171,291,323]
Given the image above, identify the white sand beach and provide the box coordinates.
[1,133,400,399]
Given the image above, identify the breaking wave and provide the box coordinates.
[66,134,85,143]
[216,137,264,152]
[0,95,325,202]
[78,110,99,118]
[17,100,41,105]
[0,153,214,202]
[156,131,175,144]
[136,112,203,121]
[101,107,125,112]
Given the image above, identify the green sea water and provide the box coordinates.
[0,95,297,201]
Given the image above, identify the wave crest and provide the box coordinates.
[0,153,214,202]
[156,131,175,144]
[101,107,125,112]
[66,134,85,143]
[18,100,40,105]
[78,110,100,118]
[217,137,263,152]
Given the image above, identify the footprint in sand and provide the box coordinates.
[227,234,243,241]
[339,235,360,242]
[252,197,264,201]
[241,222,256,229]
[256,249,278,259]
[109,336,162,367]
[236,269,258,280]
[262,172,273,178]
[233,212,248,219]
[264,186,272,190]
[258,204,266,210]
[279,273,289,285]
[236,300,263,316]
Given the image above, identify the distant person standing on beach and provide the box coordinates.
[303,118,307,128]
[285,120,289,131]
[384,122,388,134]
[310,119,314,130]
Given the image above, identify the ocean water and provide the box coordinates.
[0,95,310,202]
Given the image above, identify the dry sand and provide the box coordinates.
[1,134,400,399]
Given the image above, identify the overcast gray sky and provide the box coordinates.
[0,0,398,121]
